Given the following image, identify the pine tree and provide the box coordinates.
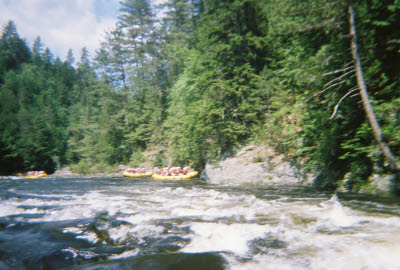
[95,27,129,90]
[32,36,44,63]
[119,0,154,93]
[66,49,75,66]
[0,21,31,78]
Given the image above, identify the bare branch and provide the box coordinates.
[324,76,353,91]
[338,34,352,39]
[322,64,354,77]
[306,80,345,102]
[323,69,354,88]
[306,73,355,103]
[321,51,348,66]
[306,88,330,102]
[344,60,355,68]
[330,88,358,119]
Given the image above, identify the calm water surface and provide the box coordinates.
[1,176,400,269]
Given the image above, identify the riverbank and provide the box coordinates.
[201,145,398,197]
[50,146,309,185]
[201,145,314,186]
[50,167,122,178]
[46,144,397,197]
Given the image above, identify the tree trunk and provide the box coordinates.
[348,2,400,172]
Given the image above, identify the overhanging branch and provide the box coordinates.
[330,87,358,119]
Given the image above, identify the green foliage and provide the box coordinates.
[164,0,271,165]
[0,21,31,80]
[129,151,145,167]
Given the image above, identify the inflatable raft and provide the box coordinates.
[25,172,48,179]
[123,171,153,177]
[152,171,198,181]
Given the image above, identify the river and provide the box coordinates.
[1,176,400,270]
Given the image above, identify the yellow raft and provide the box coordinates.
[123,171,153,178]
[25,172,48,179]
[151,171,198,181]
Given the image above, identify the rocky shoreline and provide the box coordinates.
[200,145,314,186]
[47,146,308,185]
[6,144,394,197]
[200,145,396,196]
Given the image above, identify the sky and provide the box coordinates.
[0,0,165,62]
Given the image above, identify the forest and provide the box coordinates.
[0,0,399,193]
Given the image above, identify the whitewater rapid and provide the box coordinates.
[0,177,400,269]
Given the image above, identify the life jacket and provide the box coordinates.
[172,167,180,175]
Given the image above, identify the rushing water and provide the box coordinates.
[1,176,400,270]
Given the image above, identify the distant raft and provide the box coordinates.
[151,171,198,181]
[25,171,48,179]
[122,171,153,178]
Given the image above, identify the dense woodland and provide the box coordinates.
[0,0,399,192]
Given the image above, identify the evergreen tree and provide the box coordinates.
[66,48,75,66]
[95,27,129,90]
[119,0,155,93]
[0,21,31,80]
[32,36,44,64]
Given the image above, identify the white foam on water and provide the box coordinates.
[108,224,135,244]
[119,212,170,225]
[0,201,24,217]
[63,227,84,235]
[76,232,99,244]
[220,222,400,269]
[307,241,400,270]
[34,191,134,222]
[182,222,270,255]
[9,192,74,200]
[3,181,400,270]
[199,193,400,270]
[0,199,46,217]
[113,187,268,227]
[223,253,309,270]
[61,248,79,259]
[63,226,100,244]
[61,248,97,259]
[109,249,139,260]
[107,223,166,244]
[131,224,165,236]
[315,194,359,227]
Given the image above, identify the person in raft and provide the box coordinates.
[157,167,191,176]
[161,167,169,176]
[171,167,181,176]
